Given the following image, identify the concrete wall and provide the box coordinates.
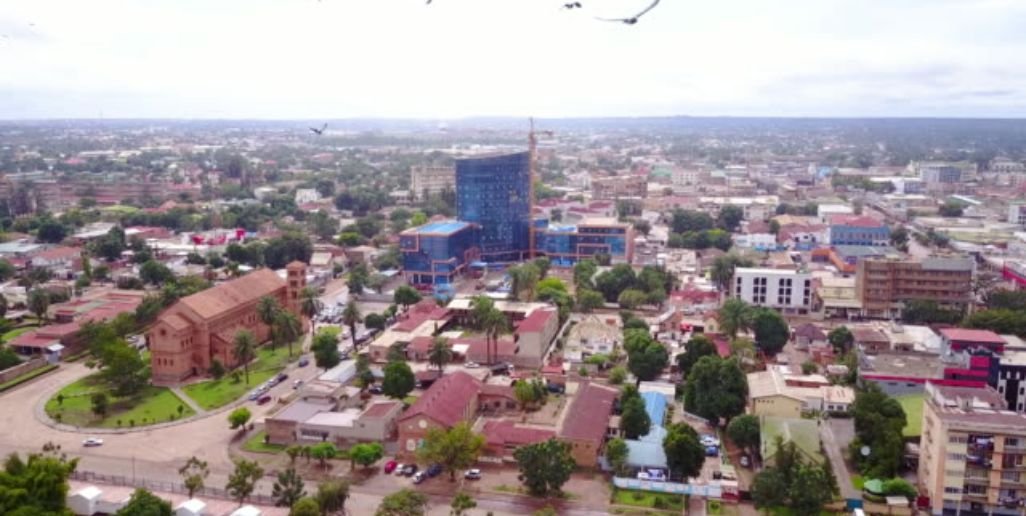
[0,357,48,384]
[751,395,802,419]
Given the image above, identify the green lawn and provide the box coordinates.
[612,489,685,512]
[182,346,295,410]
[851,474,865,490]
[242,430,287,454]
[402,395,419,406]
[708,500,739,516]
[45,374,195,428]
[1,326,36,343]
[896,393,925,437]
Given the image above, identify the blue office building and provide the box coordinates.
[537,217,634,267]
[400,221,481,285]
[456,152,532,262]
[828,215,891,247]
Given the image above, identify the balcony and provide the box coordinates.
[964,475,990,486]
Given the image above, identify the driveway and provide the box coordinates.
[821,418,859,500]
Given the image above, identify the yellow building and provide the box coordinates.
[918,383,1026,516]
[747,366,854,418]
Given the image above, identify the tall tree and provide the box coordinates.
[115,489,172,516]
[605,437,630,476]
[751,308,789,356]
[710,254,754,292]
[619,395,652,439]
[349,442,384,470]
[312,329,341,371]
[341,301,363,351]
[232,329,257,384]
[0,448,79,515]
[675,335,718,376]
[225,459,264,507]
[427,336,452,374]
[417,422,485,482]
[272,468,306,508]
[316,480,350,516]
[273,309,303,357]
[827,326,854,354]
[513,438,576,497]
[726,414,761,452]
[684,356,748,424]
[716,205,744,232]
[393,285,422,313]
[382,361,415,399]
[178,456,209,499]
[258,295,282,328]
[298,286,322,330]
[450,492,477,516]
[228,407,251,430]
[663,422,706,480]
[375,489,428,516]
[28,288,50,322]
[718,298,752,338]
[310,442,339,469]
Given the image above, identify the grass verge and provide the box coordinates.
[242,430,287,454]
[0,364,58,392]
[611,489,685,512]
[45,373,195,428]
[182,346,294,410]
[895,393,925,437]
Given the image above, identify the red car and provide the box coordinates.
[257,395,273,405]
[383,460,398,474]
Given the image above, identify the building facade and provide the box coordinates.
[918,383,1026,515]
[855,257,974,319]
[1009,203,1026,226]
[148,263,306,385]
[536,217,634,267]
[828,215,891,246]
[591,174,648,200]
[410,164,456,201]
[455,152,531,262]
[732,267,813,313]
[400,220,481,285]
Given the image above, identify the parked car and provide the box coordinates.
[739,455,751,468]
[248,390,263,401]
[464,468,482,480]
[82,438,104,447]
[699,435,720,447]
[705,445,719,457]
[393,464,406,476]
[293,379,304,389]
[383,460,398,474]
[426,464,442,477]
[412,471,427,484]
[257,395,273,405]
[369,385,383,394]
[465,362,480,369]
[402,464,418,477]
[298,356,310,367]
[276,372,289,382]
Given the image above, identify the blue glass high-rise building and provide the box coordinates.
[455,152,531,262]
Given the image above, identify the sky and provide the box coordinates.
[1,0,1026,119]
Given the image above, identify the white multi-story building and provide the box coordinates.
[671,168,703,186]
[410,165,455,200]
[733,267,813,314]
[294,188,321,205]
[1009,203,1026,226]
[733,233,777,250]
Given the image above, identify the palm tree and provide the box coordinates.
[718,298,753,339]
[427,336,452,375]
[469,295,495,332]
[479,307,508,365]
[298,286,321,332]
[232,329,257,385]
[257,295,281,328]
[274,310,303,357]
[341,301,362,351]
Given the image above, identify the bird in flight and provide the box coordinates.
[309,123,327,136]
[563,2,582,9]
[596,0,660,24]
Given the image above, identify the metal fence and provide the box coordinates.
[70,470,277,506]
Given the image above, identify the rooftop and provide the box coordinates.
[399,371,481,428]
[860,352,941,379]
[829,215,886,228]
[405,220,472,236]
[761,416,824,464]
[925,383,1026,430]
[939,328,1006,344]
[178,268,285,319]
[559,382,618,443]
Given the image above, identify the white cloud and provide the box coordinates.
[1,0,1025,118]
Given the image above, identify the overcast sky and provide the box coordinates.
[1,0,1025,119]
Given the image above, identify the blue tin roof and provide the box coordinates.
[411,220,471,235]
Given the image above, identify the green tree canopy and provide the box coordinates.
[663,422,706,480]
[726,414,761,452]
[382,360,415,399]
[417,422,485,482]
[675,335,718,376]
[751,308,789,356]
[684,356,748,423]
[115,488,172,516]
[512,438,576,497]
[375,489,428,516]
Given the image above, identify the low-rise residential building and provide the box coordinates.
[397,372,481,458]
[747,366,854,417]
[591,174,647,200]
[480,419,556,463]
[30,246,83,278]
[918,383,1026,516]
[513,308,559,368]
[295,401,403,444]
[559,382,619,467]
[563,314,621,364]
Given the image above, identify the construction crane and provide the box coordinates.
[528,117,554,259]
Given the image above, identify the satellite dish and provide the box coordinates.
[860,446,871,457]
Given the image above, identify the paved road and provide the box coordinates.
[821,418,859,500]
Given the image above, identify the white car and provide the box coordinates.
[700,435,720,447]
[464,468,482,480]
[82,438,104,447]
[465,362,480,369]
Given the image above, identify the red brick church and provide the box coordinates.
[149,261,307,385]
